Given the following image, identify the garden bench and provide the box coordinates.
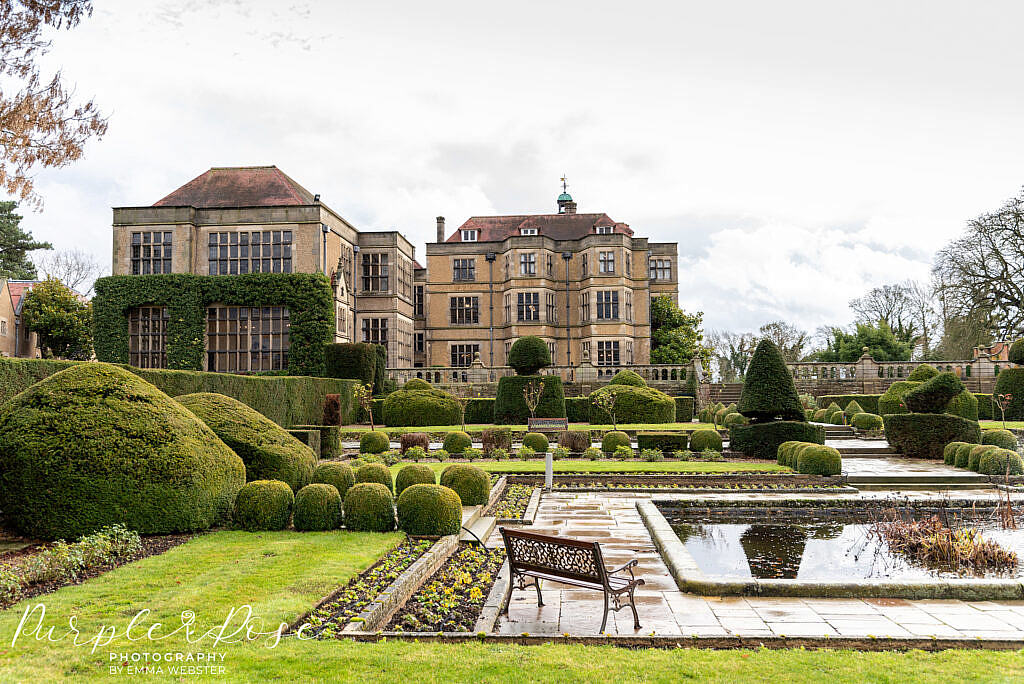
[499,527,644,632]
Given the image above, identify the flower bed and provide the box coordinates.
[387,545,505,633]
[551,481,847,491]
[306,539,432,637]
[490,484,535,519]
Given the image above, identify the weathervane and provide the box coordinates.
[560,175,568,193]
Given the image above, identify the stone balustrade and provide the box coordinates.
[388,361,697,389]
[786,352,1004,394]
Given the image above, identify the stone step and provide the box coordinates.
[837,446,897,454]
[461,505,482,529]
[854,482,993,491]
[847,474,989,485]
[460,515,497,545]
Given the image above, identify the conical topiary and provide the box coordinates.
[737,339,804,423]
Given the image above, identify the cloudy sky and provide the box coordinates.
[18,0,1024,334]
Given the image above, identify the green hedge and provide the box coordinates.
[730,421,825,460]
[979,449,1024,476]
[439,464,490,506]
[851,413,883,431]
[982,429,1018,450]
[233,480,294,531]
[292,425,341,459]
[993,368,1024,419]
[343,483,395,532]
[324,343,377,386]
[588,385,675,424]
[954,443,975,469]
[522,432,549,452]
[93,273,333,375]
[287,429,321,458]
[382,387,462,427]
[355,463,394,491]
[293,483,343,531]
[883,413,982,459]
[396,484,462,536]
[904,372,966,414]
[674,396,694,422]
[795,444,842,476]
[878,381,920,416]
[565,397,590,422]
[637,432,689,451]
[968,445,998,472]
[312,462,355,500]
[442,431,472,454]
[945,391,979,421]
[495,375,565,424]
[359,430,390,454]
[464,398,495,424]
[977,394,994,420]
[817,394,881,415]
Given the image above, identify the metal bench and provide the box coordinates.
[499,527,644,632]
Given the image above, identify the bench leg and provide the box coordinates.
[628,588,640,629]
[533,578,544,607]
[600,593,609,633]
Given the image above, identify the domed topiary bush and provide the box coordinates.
[312,462,355,500]
[978,449,1024,476]
[968,445,1000,472]
[878,381,921,416]
[588,385,675,424]
[723,412,747,427]
[945,390,979,421]
[993,367,1024,419]
[439,464,490,505]
[944,441,969,465]
[812,409,828,422]
[507,336,552,375]
[828,412,846,425]
[293,483,343,531]
[885,413,981,460]
[442,431,472,454]
[381,386,461,427]
[522,432,549,452]
[396,484,462,536]
[395,463,436,495]
[714,406,733,424]
[177,392,315,492]
[737,340,804,422]
[404,378,432,390]
[601,431,631,453]
[844,400,864,417]
[732,422,825,459]
[904,372,967,414]
[1009,338,1024,365]
[954,442,975,468]
[982,429,1019,451]
[355,463,393,491]
[851,413,884,431]
[0,364,246,540]
[908,364,939,382]
[343,483,395,532]
[609,370,646,387]
[233,480,294,531]
[359,430,390,454]
[796,445,842,476]
[689,429,723,452]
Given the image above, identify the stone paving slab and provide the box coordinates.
[492,491,1024,639]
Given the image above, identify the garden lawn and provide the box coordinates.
[0,530,1020,682]
[981,421,1024,430]
[344,422,718,433]
[391,460,787,475]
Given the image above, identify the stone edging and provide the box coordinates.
[636,500,1024,601]
[474,559,511,632]
[496,487,542,525]
[487,476,508,511]
[553,486,858,494]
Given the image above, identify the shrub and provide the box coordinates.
[442,431,472,454]
[589,385,675,424]
[945,391,979,421]
[674,396,695,422]
[177,392,316,492]
[584,446,603,459]
[439,464,490,505]
[566,396,591,422]
[824,402,843,420]
[982,429,1019,450]
[552,446,570,460]
[491,448,509,461]
[675,449,692,461]
[979,449,1024,476]
[701,447,723,461]
[355,463,393,491]
[828,412,846,425]
[731,421,825,460]
[287,429,321,459]
[689,429,723,452]
[818,394,881,415]
[433,449,449,462]
[233,480,294,531]
[851,413,884,431]
[943,441,969,465]
[381,387,461,427]
[400,432,430,454]
[796,445,842,476]
[463,447,483,461]
[293,484,343,531]
[558,430,591,452]
[812,409,828,422]
[903,372,966,414]
[1009,338,1024,365]
[613,444,634,460]
[714,407,732,424]
[404,378,431,391]
[325,342,378,385]
[968,445,999,472]
[878,381,921,416]
[799,393,817,409]
[0,364,246,540]
[359,430,390,454]
[640,448,664,462]
[507,336,551,375]
[883,413,982,459]
[609,370,646,386]
[348,458,366,469]
[844,400,864,417]
[311,462,355,500]
[804,409,815,421]
[404,446,427,462]
[908,364,939,381]
[954,443,975,469]
[495,375,565,424]
[293,425,341,460]
[322,394,342,426]
[601,431,631,453]
[517,446,535,460]
[464,398,495,423]
[776,441,799,465]
[343,483,395,532]
[395,464,436,496]
[522,432,549,452]
[482,427,513,453]
[993,368,1024,419]
[397,484,462,536]
[723,412,748,427]
[736,339,804,422]
[637,432,689,452]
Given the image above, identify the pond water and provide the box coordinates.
[667,509,1024,580]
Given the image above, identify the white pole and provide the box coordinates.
[545,450,553,491]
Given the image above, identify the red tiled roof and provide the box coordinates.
[413,260,424,270]
[154,166,316,208]
[7,280,40,312]
[447,213,632,242]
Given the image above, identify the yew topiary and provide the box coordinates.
[507,336,551,375]
[736,339,804,422]
[292,483,343,531]
[233,480,294,531]
[442,431,472,454]
[609,370,647,387]
[395,463,436,496]
[359,430,390,454]
[978,449,1024,476]
[903,372,966,414]
[522,432,549,452]
[908,364,939,382]
[312,462,355,500]
[396,484,462,536]
[439,464,490,505]
[982,429,1019,451]
[343,483,395,532]
[355,463,393,491]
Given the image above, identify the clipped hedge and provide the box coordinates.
[588,385,675,424]
[817,394,881,415]
[495,375,565,424]
[325,342,378,386]
[442,431,472,454]
[507,336,551,375]
[673,396,694,423]
[723,412,748,427]
[878,381,920,416]
[979,449,1024,476]
[355,463,394,491]
[883,413,982,459]
[0,363,246,540]
[439,464,490,506]
[566,397,591,422]
[795,444,842,476]
[907,364,939,381]
[904,372,966,414]
[730,421,825,460]
[689,429,723,452]
[943,441,970,465]
[178,392,316,492]
[637,432,689,452]
[982,429,1019,450]
[945,391,979,421]
[851,413,884,431]
[843,400,864,417]
[601,431,632,453]
[464,398,495,424]
[397,484,462,536]
[736,339,804,422]
[812,408,828,422]
[993,368,1024,419]
[381,386,462,427]
[343,483,395,532]
[293,484,343,531]
[395,464,437,496]
[609,370,646,386]
[312,462,355,500]
[359,430,390,454]
[968,445,999,472]
[233,480,294,531]
[291,425,340,460]
[287,429,321,458]
[977,394,995,420]
[954,443,975,469]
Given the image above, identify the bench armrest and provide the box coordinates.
[607,559,639,576]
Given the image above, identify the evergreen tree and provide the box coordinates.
[650,296,712,372]
[21,277,92,359]
[736,339,804,422]
[0,201,51,278]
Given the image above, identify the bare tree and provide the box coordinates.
[34,248,104,293]
[707,330,756,382]
[757,320,808,363]
[904,280,939,358]
[849,283,918,342]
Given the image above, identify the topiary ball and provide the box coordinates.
[968,445,1000,472]
[689,429,723,452]
[851,413,884,431]
[507,336,552,375]
[442,431,472,454]
[908,364,939,382]
[609,370,647,387]
[404,378,432,391]
[796,445,842,476]
[359,431,390,454]
[0,363,246,540]
[828,412,846,425]
[233,480,294,531]
[355,463,393,491]
[523,432,549,452]
[343,483,395,532]
[312,462,355,500]
[954,443,975,469]
[812,409,828,422]
[979,449,1024,476]
[396,484,462,536]
[982,429,1019,451]
[439,464,490,505]
[601,431,631,453]
[943,441,969,465]
[723,412,747,427]
[1009,339,1024,366]
[293,483,343,531]
[395,463,436,496]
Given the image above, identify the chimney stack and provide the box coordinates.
[436,216,446,243]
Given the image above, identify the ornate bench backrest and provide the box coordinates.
[500,528,605,585]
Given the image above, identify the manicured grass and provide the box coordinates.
[344,423,719,433]
[389,460,787,475]
[981,421,1024,430]
[0,531,1020,682]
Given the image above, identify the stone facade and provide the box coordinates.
[0,279,41,359]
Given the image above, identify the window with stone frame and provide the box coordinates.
[580,292,590,322]
[649,258,672,280]
[206,305,289,373]
[361,253,389,292]
[597,340,620,366]
[596,291,619,320]
[626,340,634,364]
[453,258,476,281]
[517,292,539,321]
[450,343,480,367]
[362,317,388,345]
[547,340,556,361]
[545,292,557,323]
[519,253,536,276]
[598,251,615,274]
[625,291,633,322]
[398,259,412,299]
[0,319,6,336]
[415,332,424,353]
[131,231,173,275]
[207,230,292,275]
[581,253,588,276]
[546,254,553,277]
[504,293,512,323]
[129,306,169,368]
[581,340,591,362]
[595,226,613,235]
[414,285,424,317]
[449,296,480,325]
